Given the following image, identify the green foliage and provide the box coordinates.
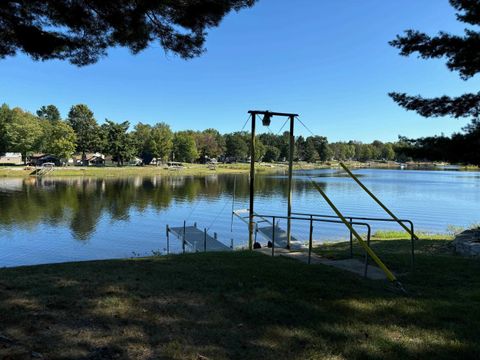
[225,132,249,161]
[132,122,153,163]
[149,123,173,163]
[0,1,257,66]
[0,103,12,153]
[195,128,225,160]
[173,131,198,163]
[2,101,474,165]
[253,138,266,162]
[5,108,43,162]
[263,145,280,162]
[67,104,102,159]
[43,121,77,160]
[101,120,135,166]
[304,138,319,163]
[37,105,61,122]
[309,136,332,161]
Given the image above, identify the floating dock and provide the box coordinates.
[167,223,232,252]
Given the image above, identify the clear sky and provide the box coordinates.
[1,0,479,142]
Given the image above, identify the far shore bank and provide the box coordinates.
[0,161,477,178]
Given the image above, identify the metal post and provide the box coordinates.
[271,216,276,257]
[364,226,371,278]
[349,217,353,258]
[410,222,415,271]
[248,113,256,251]
[204,228,207,252]
[308,217,313,264]
[183,220,186,254]
[286,115,295,249]
[166,225,170,255]
[231,176,236,232]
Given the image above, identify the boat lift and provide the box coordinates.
[233,209,304,250]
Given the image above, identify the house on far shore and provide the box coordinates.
[0,152,23,165]
[72,153,105,166]
[28,154,61,166]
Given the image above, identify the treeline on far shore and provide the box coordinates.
[0,103,478,166]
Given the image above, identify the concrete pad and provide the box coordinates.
[255,248,388,280]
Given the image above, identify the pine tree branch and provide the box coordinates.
[389,92,480,118]
[390,29,480,79]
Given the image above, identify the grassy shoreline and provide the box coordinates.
[1,161,477,178]
[1,236,479,359]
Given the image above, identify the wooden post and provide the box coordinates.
[286,115,295,249]
[248,113,256,251]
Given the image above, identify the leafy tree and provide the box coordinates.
[0,103,13,153]
[102,120,135,166]
[382,143,395,161]
[358,144,375,162]
[173,131,198,163]
[149,123,173,164]
[252,138,266,162]
[308,136,331,162]
[295,135,306,161]
[37,105,61,122]
[132,123,153,163]
[225,132,248,161]
[0,1,256,66]
[196,129,225,161]
[263,145,280,162]
[67,104,101,163]
[389,1,480,120]
[43,121,77,161]
[304,138,319,163]
[6,108,43,164]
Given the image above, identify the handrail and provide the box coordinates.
[253,213,373,277]
[292,212,415,270]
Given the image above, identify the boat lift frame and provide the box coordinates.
[247,110,298,251]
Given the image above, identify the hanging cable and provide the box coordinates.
[296,116,316,137]
[240,114,252,132]
[276,118,289,135]
[207,196,233,232]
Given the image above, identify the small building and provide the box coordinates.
[72,153,105,166]
[28,154,61,166]
[0,152,23,165]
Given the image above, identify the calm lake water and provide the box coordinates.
[1,168,479,267]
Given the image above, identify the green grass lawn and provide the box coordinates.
[0,237,479,359]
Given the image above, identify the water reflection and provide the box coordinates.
[0,175,324,241]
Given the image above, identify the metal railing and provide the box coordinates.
[292,212,416,270]
[254,214,374,277]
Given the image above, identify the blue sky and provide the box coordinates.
[1,0,478,142]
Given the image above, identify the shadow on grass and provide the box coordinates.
[0,247,479,359]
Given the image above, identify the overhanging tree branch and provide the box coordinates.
[0,0,256,66]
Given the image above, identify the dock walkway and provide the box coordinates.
[168,225,231,252]
[233,209,303,250]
